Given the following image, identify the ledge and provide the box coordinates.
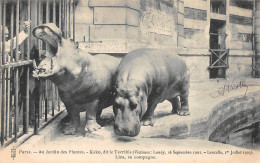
[89,0,140,11]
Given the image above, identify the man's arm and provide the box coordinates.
[4,21,30,53]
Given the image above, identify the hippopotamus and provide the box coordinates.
[113,48,190,137]
[32,23,121,135]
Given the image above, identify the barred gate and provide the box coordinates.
[0,0,76,148]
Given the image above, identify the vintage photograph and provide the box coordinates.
[0,0,260,163]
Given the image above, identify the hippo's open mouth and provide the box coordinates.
[32,56,58,78]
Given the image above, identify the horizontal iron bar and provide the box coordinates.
[209,66,229,68]
[0,60,33,69]
[209,49,229,52]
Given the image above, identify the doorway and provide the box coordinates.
[209,19,228,78]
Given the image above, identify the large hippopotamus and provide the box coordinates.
[113,48,190,137]
[32,23,121,134]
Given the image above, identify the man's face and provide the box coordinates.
[4,26,9,41]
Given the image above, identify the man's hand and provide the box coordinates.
[23,20,31,34]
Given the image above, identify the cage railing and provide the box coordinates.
[0,0,76,148]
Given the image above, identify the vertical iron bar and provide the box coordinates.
[45,0,50,121]
[14,0,20,142]
[52,0,56,116]
[73,0,75,43]
[1,0,6,64]
[64,0,67,39]
[9,2,14,138]
[46,0,49,23]
[62,0,65,38]
[52,84,55,116]
[24,0,31,134]
[45,81,48,122]
[59,0,61,28]
[0,0,4,147]
[253,0,256,77]
[53,0,56,24]
[2,0,7,141]
[68,0,71,38]
[35,0,42,135]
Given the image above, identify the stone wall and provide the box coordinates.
[181,0,209,54]
[73,0,254,80]
[74,0,178,53]
[139,0,178,49]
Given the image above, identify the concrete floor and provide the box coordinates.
[3,78,260,162]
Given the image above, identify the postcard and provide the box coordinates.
[0,0,260,163]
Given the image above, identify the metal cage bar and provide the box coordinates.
[14,0,20,142]
[0,0,72,148]
[24,0,31,134]
[0,0,4,147]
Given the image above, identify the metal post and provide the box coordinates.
[2,0,7,142]
[46,0,49,23]
[64,0,67,39]
[59,0,61,28]
[52,0,56,116]
[252,0,256,77]
[24,0,31,134]
[9,2,14,138]
[255,0,260,77]
[73,0,75,42]
[0,0,5,147]
[53,0,56,24]
[14,0,20,142]
[68,0,71,38]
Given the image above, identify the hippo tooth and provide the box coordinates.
[33,60,38,69]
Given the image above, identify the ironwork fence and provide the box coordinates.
[0,0,75,148]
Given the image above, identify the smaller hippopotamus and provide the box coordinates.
[113,48,190,137]
[32,23,121,135]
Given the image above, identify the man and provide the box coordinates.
[1,20,31,59]
[0,21,31,131]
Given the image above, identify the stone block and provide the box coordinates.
[127,26,139,40]
[178,36,184,47]
[178,1,184,14]
[178,13,184,25]
[127,8,140,26]
[89,0,140,10]
[94,7,126,25]
[90,25,127,41]
[178,24,184,36]
[89,0,126,7]
[80,40,140,53]
[75,24,89,42]
[75,6,93,24]
[93,7,139,26]
[78,0,90,7]
[127,0,140,10]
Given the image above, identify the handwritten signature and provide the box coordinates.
[210,78,248,98]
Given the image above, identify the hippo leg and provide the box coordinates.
[179,95,190,116]
[85,100,101,132]
[62,107,80,135]
[178,78,190,116]
[59,91,80,135]
[141,103,157,126]
[61,112,71,124]
[168,96,181,114]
